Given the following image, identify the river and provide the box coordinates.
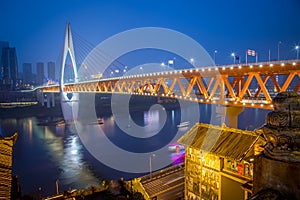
[0,99,269,197]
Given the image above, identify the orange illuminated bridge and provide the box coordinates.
[39,60,300,110]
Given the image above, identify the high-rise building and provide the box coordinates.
[0,41,9,80]
[1,47,18,90]
[36,62,44,85]
[47,61,55,81]
[23,63,33,85]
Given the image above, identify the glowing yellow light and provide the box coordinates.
[222,67,225,70]
[250,65,253,68]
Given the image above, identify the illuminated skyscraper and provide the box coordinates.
[23,63,33,85]
[36,62,44,85]
[47,61,55,81]
[1,47,18,90]
[0,41,9,79]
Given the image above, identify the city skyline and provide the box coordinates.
[0,0,300,70]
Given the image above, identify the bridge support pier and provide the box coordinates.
[46,93,55,108]
[216,105,244,128]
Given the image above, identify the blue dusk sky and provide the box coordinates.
[0,0,300,71]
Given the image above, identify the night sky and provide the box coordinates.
[1,0,300,72]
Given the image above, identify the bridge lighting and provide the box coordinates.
[259,64,263,68]
[215,67,218,71]
[184,70,188,73]
[242,102,246,106]
[269,63,274,67]
[208,68,211,71]
[201,68,205,72]
[230,66,233,70]
[251,103,255,106]
[190,69,193,72]
[238,65,242,69]
[161,62,165,66]
[200,99,204,102]
[222,67,225,70]
[225,101,228,104]
[260,104,263,107]
[281,63,285,66]
[292,62,296,66]
[190,58,194,64]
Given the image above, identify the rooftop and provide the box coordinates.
[178,123,265,161]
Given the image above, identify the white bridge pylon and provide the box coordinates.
[60,23,79,122]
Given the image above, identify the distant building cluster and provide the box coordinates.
[0,41,57,91]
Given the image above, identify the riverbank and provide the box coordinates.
[0,104,63,119]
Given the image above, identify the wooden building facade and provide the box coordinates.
[178,123,265,200]
[0,132,17,199]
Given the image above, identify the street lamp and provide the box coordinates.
[149,154,155,179]
[214,50,217,65]
[278,41,281,61]
[231,53,236,64]
[295,45,299,60]
[190,58,194,66]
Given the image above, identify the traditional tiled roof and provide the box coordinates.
[0,132,18,199]
[178,123,264,161]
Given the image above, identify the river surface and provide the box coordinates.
[0,100,269,197]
